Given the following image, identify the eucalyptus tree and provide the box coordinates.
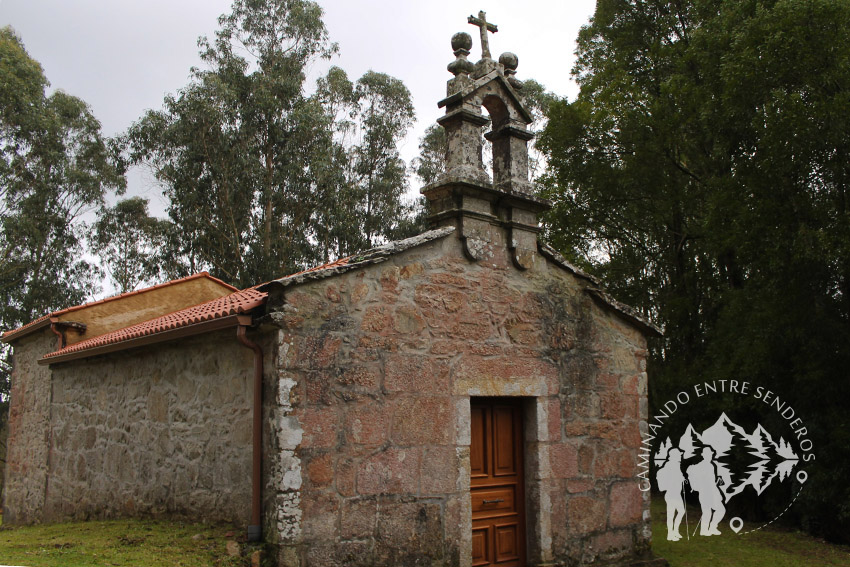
[126,0,417,287]
[348,71,416,250]
[412,124,447,187]
[91,197,171,293]
[0,28,123,323]
[125,0,336,287]
[0,26,124,402]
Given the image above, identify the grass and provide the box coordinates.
[652,497,850,567]
[0,514,256,567]
[2,501,849,566]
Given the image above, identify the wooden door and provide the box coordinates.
[470,398,526,567]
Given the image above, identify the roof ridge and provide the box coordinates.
[265,226,456,290]
[55,272,232,315]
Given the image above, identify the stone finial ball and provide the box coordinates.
[499,52,519,71]
[451,32,473,52]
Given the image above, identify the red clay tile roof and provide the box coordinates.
[32,230,456,363]
[2,272,237,343]
[1,314,53,343]
[42,287,268,360]
[38,257,355,362]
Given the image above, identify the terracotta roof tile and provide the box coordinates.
[39,227,659,361]
[2,313,53,342]
[39,257,356,361]
[291,256,350,276]
[43,287,267,359]
[33,231,453,362]
[2,272,237,342]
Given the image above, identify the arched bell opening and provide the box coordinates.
[481,94,510,132]
[481,94,529,191]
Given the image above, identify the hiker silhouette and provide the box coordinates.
[656,447,686,541]
[686,446,726,536]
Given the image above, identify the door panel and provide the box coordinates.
[495,524,519,562]
[471,405,489,479]
[470,399,526,567]
[493,407,517,476]
[472,527,490,566]
[471,486,516,518]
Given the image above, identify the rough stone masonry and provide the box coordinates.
[262,227,657,566]
[3,330,263,525]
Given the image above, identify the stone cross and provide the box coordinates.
[467,10,498,59]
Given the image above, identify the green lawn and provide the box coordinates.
[0,515,256,567]
[652,497,850,567]
[1,502,849,567]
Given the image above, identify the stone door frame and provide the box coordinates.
[470,397,527,566]
[454,376,555,567]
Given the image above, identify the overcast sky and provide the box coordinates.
[0,0,596,214]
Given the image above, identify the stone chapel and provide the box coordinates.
[3,13,665,567]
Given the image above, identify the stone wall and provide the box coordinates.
[3,330,55,523]
[267,230,651,566]
[4,328,268,525]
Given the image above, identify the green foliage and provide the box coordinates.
[412,124,446,187]
[517,79,557,180]
[540,0,850,542]
[0,27,124,320]
[350,71,416,247]
[312,66,419,258]
[0,26,124,399]
[91,198,171,293]
[125,0,418,287]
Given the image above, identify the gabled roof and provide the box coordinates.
[437,69,534,123]
[2,272,237,344]
[40,228,457,364]
[265,227,660,336]
[264,227,456,291]
[31,224,658,364]
[40,287,267,364]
